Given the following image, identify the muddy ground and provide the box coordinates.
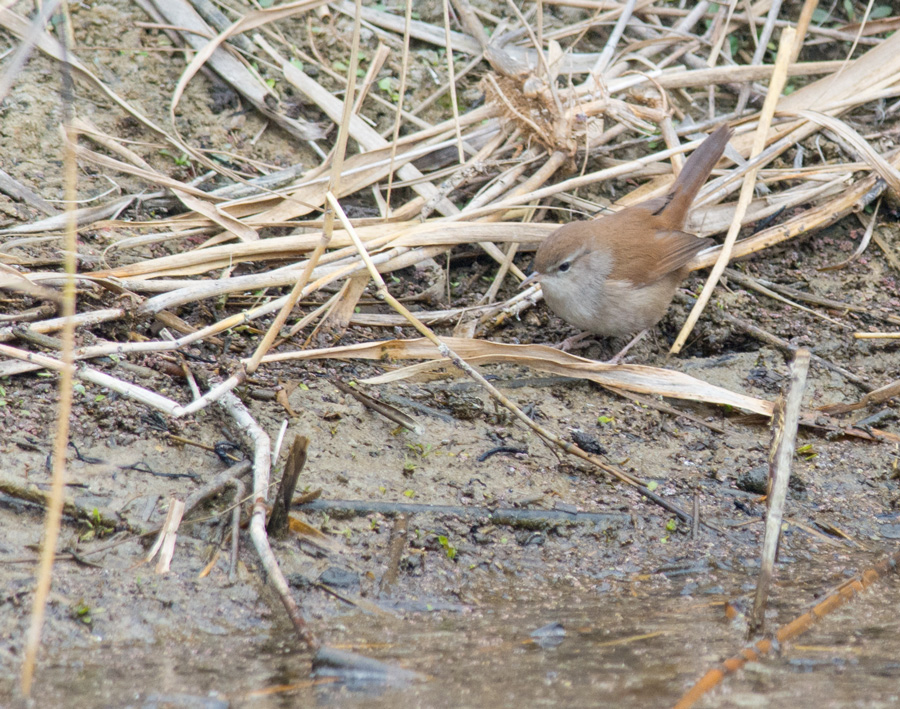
[1,1,899,707]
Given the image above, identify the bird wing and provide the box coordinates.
[610,228,711,287]
[646,230,710,282]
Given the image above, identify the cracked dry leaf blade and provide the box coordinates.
[258,336,774,416]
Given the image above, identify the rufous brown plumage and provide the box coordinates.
[528,126,732,338]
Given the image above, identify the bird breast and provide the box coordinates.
[541,267,682,338]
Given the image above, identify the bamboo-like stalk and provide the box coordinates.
[675,546,900,708]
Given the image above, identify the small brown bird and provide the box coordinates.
[525,125,732,354]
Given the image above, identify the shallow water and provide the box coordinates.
[9,573,900,709]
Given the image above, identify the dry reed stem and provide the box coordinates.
[219,391,318,649]
[152,499,186,574]
[855,332,900,340]
[20,22,78,695]
[671,27,796,354]
[675,546,900,709]
[790,0,820,63]
[749,348,810,636]
[244,0,364,373]
[385,0,414,212]
[259,334,775,415]
[442,0,465,164]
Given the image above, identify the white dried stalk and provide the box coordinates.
[154,499,186,575]
[750,349,810,634]
[218,391,317,648]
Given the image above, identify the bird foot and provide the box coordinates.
[553,331,596,352]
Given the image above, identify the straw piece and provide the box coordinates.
[671,28,796,354]
[749,348,810,636]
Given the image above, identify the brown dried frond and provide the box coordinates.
[482,73,578,155]
[482,71,669,158]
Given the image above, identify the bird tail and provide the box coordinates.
[660,125,732,228]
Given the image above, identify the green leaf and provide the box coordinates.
[811,7,830,23]
[646,480,659,492]
[871,5,892,19]
[290,58,304,71]
[438,535,457,559]
[797,443,817,459]
[597,415,614,424]
[665,519,677,532]
[843,0,855,21]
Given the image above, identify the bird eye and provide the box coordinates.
[558,261,571,273]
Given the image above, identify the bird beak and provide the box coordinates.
[520,271,541,289]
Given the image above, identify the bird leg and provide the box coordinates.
[550,328,647,361]
[604,329,648,365]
